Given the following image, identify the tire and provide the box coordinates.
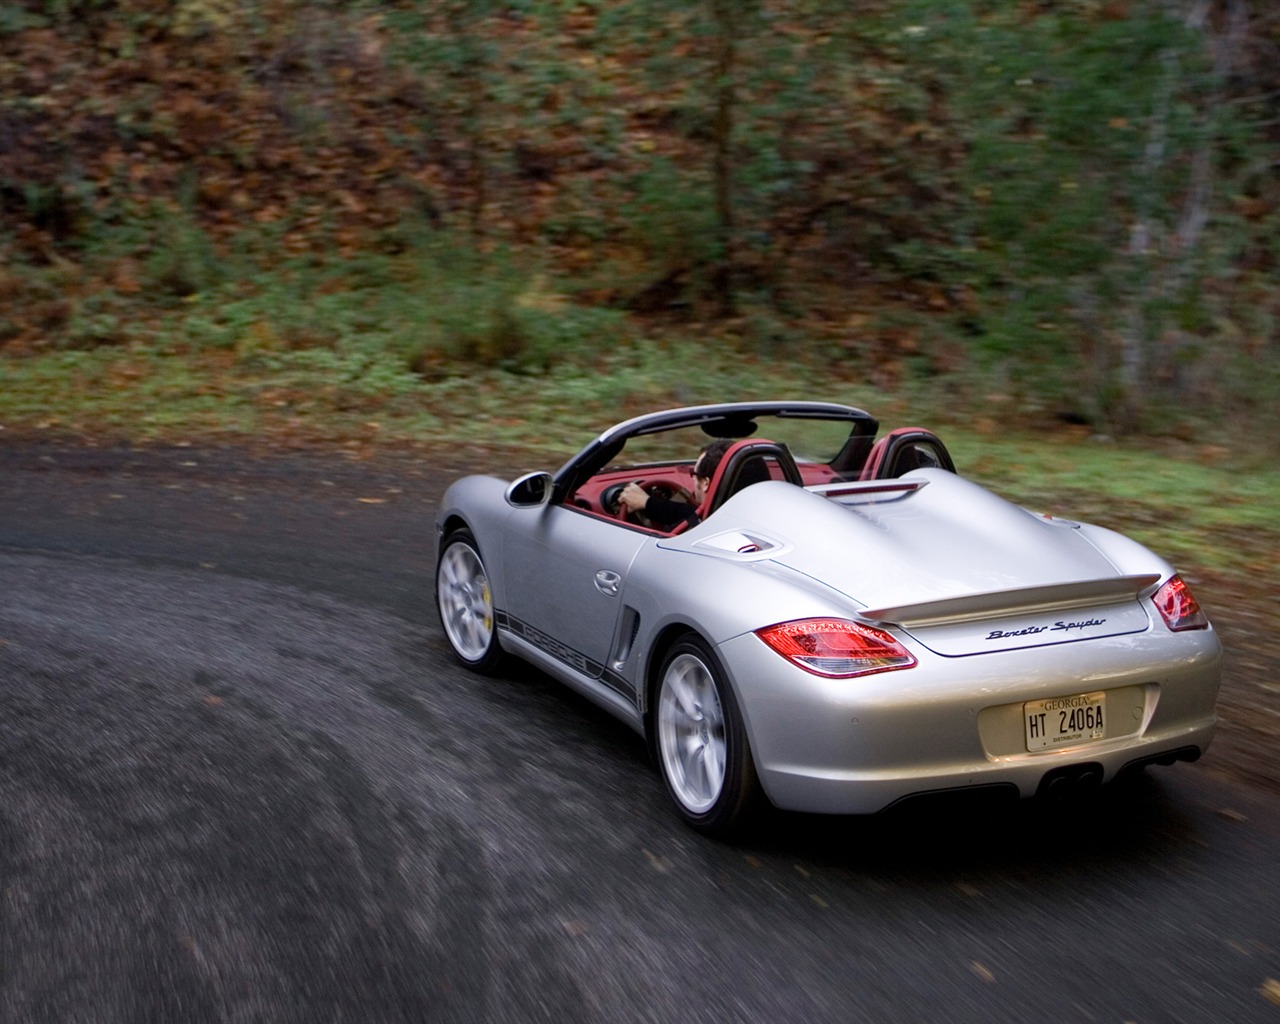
[654,635,761,836]
[435,528,505,674]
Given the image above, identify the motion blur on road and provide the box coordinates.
[2,444,1277,1024]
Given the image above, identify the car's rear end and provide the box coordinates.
[726,595,1219,814]
[674,471,1222,814]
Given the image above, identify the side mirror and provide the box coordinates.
[505,471,553,508]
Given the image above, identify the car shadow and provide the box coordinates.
[742,770,1204,876]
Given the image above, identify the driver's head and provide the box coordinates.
[692,439,733,502]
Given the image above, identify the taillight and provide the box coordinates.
[1151,575,1209,631]
[755,618,917,678]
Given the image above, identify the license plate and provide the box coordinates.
[1024,692,1107,751]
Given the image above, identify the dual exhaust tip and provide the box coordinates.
[1037,745,1202,799]
[1038,762,1105,798]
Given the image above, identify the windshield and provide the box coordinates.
[607,415,861,471]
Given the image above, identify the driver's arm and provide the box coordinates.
[620,482,699,528]
[619,482,649,513]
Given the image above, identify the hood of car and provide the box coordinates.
[660,471,1159,655]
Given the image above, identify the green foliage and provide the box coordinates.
[145,212,222,299]
[63,293,130,349]
[165,238,632,384]
[1,0,1276,443]
[169,0,238,39]
[621,158,718,277]
[881,0,1264,431]
[0,5,46,33]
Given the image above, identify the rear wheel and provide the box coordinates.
[654,635,760,836]
[435,529,504,673]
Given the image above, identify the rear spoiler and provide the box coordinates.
[807,479,927,501]
[861,574,1163,628]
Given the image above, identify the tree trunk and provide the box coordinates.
[710,0,738,318]
[1116,0,1243,431]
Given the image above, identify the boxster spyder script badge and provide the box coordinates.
[985,617,1107,641]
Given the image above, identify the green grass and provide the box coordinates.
[3,336,1277,580]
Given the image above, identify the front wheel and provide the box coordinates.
[654,636,761,836]
[435,528,505,674]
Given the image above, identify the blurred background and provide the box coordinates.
[0,0,1276,448]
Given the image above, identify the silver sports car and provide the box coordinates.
[434,402,1221,834]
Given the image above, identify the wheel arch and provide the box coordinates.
[642,622,703,743]
[641,621,753,759]
[436,512,471,551]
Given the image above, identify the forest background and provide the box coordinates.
[0,0,1277,457]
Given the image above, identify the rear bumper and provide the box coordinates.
[757,724,1215,815]
[717,626,1222,815]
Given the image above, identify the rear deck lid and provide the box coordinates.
[664,472,1166,656]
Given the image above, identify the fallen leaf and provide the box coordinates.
[970,961,996,984]
[357,497,387,504]
[1262,978,1280,1006]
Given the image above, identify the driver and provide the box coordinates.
[618,439,732,530]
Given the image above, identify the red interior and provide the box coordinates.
[561,424,952,534]
[569,464,697,516]
[568,457,841,532]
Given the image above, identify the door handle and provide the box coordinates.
[594,570,621,597]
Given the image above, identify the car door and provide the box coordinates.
[500,504,649,695]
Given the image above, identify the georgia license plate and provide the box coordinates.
[1024,691,1107,751]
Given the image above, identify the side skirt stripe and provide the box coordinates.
[496,611,638,703]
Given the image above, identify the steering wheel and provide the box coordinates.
[599,482,633,522]
[600,480,695,529]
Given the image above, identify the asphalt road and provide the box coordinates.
[1,443,1277,1024]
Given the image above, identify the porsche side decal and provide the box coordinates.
[496,611,638,703]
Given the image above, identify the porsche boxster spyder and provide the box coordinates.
[434,402,1221,834]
